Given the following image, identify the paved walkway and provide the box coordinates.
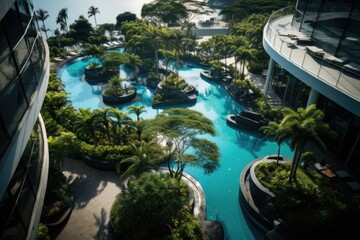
[55,158,213,240]
[56,158,122,240]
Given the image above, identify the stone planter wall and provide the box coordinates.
[82,155,117,171]
[102,88,137,105]
[249,160,277,223]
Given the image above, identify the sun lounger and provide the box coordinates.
[335,170,351,179]
[69,51,78,56]
[306,46,325,57]
[54,57,64,62]
[323,54,347,66]
[346,181,360,191]
[343,62,360,76]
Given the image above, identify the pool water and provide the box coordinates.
[58,56,293,239]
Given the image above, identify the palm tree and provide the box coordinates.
[160,49,184,87]
[142,24,162,74]
[74,108,99,144]
[127,105,147,121]
[56,8,68,32]
[88,6,100,28]
[124,53,142,79]
[36,9,49,38]
[117,141,159,181]
[279,104,336,182]
[83,44,106,65]
[260,121,285,165]
[92,108,113,143]
[108,108,131,145]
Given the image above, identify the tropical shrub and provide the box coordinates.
[41,172,72,223]
[110,173,202,239]
[79,141,132,162]
[160,74,187,90]
[255,161,346,226]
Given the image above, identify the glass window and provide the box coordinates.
[27,139,41,193]
[300,0,322,36]
[25,20,37,50]
[0,26,10,63]
[0,79,28,137]
[0,119,11,159]
[16,0,31,32]
[13,37,30,71]
[20,60,37,101]
[1,209,27,240]
[7,160,26,201]
[17,177,36,227]
[0,54,18,94]
[0,190,14,235]
[2,6,24,50]
[31,40,44,81]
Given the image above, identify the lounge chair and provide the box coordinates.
[323,54,347,66]
[343,62,360,76]
[306,46,325,57]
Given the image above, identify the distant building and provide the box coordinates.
[263,0,360,179]
[0,0,50,239]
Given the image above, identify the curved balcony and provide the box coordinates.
[263,7,360,116]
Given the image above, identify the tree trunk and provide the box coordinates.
[276,143,281,165]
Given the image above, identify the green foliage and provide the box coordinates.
[116,11,137,28]
[255,161,346,226]
[102,51,128,73]
[69,15,93,43]
[160,74,187,90]
[79,141,131,162]
[42,172,72,222]
[220,0,291,21]
[36,224,50,240]
[147,108,220,178]
[166,212,203,240]
[103,87,124,97]
[110,173,195,240]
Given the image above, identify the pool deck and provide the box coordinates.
[54,158,223,240]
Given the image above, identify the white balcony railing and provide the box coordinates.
[265,7,360,102]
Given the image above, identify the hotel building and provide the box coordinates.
[263,0,360,180]
[0,0,50,239]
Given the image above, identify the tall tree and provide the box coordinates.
[69,15,93,43]
[117,141,159,181]
[127,105,147,121]
[147,108,220,179]
[260,121,285,164]
[116,11,137,28]
[279,104,336,182]
[36,9,50,38]
[88,6,100,28]
[56,8,68,32]
[124,53,142,79]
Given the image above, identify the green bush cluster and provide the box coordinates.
[79,142,131,162]
[160,74,187,90]
[42,172,72,223]
[255,161,346,227]
[104,87,125,97]
[110,174,202,240]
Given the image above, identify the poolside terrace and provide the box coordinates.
[263,8,360,116]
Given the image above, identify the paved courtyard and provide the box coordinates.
[55,158,122,240]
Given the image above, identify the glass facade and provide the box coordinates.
[271,63,310,109]
[0,0,45,159]
[293,0,360,64]
[0,123,44,239]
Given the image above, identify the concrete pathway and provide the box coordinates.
[56,158,122,240]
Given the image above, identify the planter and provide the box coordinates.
[82,155,117,171]
[45,197,73,228]
[102,88,137,105]
[152,81,198,107]
[84,65,117,84]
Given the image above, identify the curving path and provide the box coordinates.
[56,158,122,240]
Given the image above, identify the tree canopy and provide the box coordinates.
[69,15,93,43]
[220,0,293,21]
[110,173,202,240]
[147,108,220,178]
[116,11,137,28]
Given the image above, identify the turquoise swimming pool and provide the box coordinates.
[58,56,293,239]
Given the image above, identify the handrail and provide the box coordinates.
[264,7,360,102]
